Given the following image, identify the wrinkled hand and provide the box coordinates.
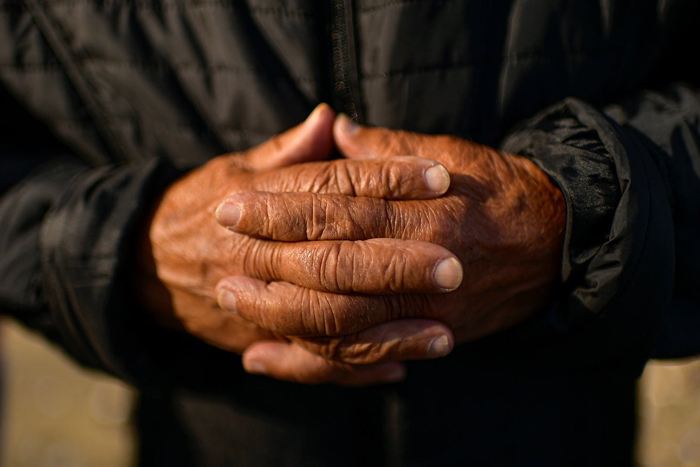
[216,116,566,376]
[135,106,456,385]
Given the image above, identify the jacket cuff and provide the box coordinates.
[39,158,198,385]
[489,98,674,373]
[0,158,85,326]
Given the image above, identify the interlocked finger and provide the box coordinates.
[217,191,454,244]
[237,156,450,199]
[241,341,410,386]
[291,319,454,365]
[236,238,463,294]
[216,276,447,337]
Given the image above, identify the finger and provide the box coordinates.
[219,192,387,241]
[334,113,417,160]
[241,341,407,386]
[217,191,460,248]
[216,276,454,336]
[292,319,454,365]
[223,238,463,293]
[237,156,449,198]
[242,103,336,171]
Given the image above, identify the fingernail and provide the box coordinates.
[427,335,451,358]
[217,289,238,314]
[433,258,463,290]
[425,165,450,194]
[244,360,266,374]
[306,103,327,123]
[215,203,240,228]
[382,365,407,383]
[338,113,359,135]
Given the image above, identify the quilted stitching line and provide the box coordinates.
[361,48,615,79]
[81,60,320,82]
[1,61,320,82]
[43,0,316,18]
[360,0,457,14]
[53,116,277,137]
[22,0,126,163]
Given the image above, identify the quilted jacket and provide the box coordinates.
[1,0,699,465]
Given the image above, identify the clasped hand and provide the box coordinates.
[136,105,565,386]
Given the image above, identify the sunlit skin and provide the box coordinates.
[136,104,566,385]
[217,116,566,381]
[135,105,455,386]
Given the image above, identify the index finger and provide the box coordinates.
[240,156,450,200]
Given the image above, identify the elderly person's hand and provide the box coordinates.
[135,105,456,386]
[216,116,566,381]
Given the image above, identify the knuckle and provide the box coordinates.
[307,335,385,365]
[333,334,397,365]
[299,290,342,336]
[332,161,357,196]
[304,162,355,197]
[385,250,410,292]
[343,199,392,239]
[261,193,282,237]
[380,201,402,238]
[324,297,349,336]
[289,163,332,194]
[308,163,335,193]
[342,242,364,292]
[381,161,404,198]
[322,241,370,292]
[276,195,307,240]
[314,242,343,292]
[308,194,330,240]
[347,343,388,365]
[315,336,345,361]
[305,195,363,241]
[241,240,276,279]
[334,197,367,239]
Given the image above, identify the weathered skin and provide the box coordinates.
[135,105,456,385]
[216,115,567,382]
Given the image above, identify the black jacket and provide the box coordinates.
[1,1,699,465]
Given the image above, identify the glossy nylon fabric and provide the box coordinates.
[1,0,699,465]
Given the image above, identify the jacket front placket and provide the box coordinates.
[330,0,364,123]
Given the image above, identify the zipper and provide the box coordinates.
[330,0,364,123]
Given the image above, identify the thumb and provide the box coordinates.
[333,113,413,160]
[244,103,336,171]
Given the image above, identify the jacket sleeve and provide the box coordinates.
[493,83,700,371]
[1,89,247,392]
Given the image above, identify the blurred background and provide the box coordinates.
[1,318,700,467]
[0,320,135,467]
